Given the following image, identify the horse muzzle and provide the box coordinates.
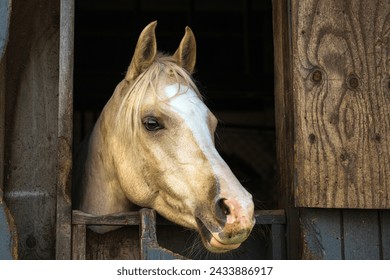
[195,197,255,253]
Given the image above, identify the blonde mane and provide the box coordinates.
[116,54,201,141]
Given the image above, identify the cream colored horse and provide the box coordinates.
[74,21,255,253]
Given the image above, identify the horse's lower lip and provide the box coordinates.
[209,237,241,251]
[195,217,241,252]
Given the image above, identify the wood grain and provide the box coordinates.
[292,0,390,208]
[71,224,86,260]
[273,0,301,259]
[4,0,60,259]
[72,210,140,225]
[56,0,74,260]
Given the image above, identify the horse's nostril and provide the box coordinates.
[217,199,231,216]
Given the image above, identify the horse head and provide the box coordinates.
[78,21,255,253]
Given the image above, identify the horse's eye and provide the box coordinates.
[143,117,163,131]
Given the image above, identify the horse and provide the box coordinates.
[73,21,255,253]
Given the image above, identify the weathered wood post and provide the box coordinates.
[1,0,74,259]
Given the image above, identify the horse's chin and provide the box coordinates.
[195,217,241,253]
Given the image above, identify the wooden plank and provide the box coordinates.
[300,208,343,260]
[3,0,60,259]
[380,210,390,259]
[71,224,86,260]
[292,0,390,208]
[56,0,74,260]
[272,0,301,259]
[72,210,140,225]
[72,209,286,259]
[343,210,381,259]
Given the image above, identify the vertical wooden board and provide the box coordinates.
[292,0,390,208]
[343,210,380,259]
[4,0,60,259]
[56,0,74,260]
[380,210,390,259]
[272,0,301,259]
[300,208,343,259]
[71,224,86,260]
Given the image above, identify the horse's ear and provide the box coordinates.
[173,26,196,74]
[125,21,158,82]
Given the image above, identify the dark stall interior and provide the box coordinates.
[73,0,276,259]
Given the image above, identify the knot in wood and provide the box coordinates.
[26,235,37,249]
[308,133,316,144]
[311,70,323,83]
[347,75,359,90]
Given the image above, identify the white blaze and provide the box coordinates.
[164,83,253,221]
[165,84,219,162]
[164,84,232,182]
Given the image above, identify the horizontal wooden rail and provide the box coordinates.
[72,209,286,226]
[71,208,286,260]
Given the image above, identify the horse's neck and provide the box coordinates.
[77,114,133,215]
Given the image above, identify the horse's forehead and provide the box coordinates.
[164,84,206,113]
[163,84,213,134]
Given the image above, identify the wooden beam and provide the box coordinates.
[272,0,301,259]
[72,210,140,226]
[71,224,86,260]
[56,0,74,260]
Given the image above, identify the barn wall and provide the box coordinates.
[274,0,390,259]
[292,0,390,209]
[3,0,61,259]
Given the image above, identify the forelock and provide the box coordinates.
[115,54,201,142]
